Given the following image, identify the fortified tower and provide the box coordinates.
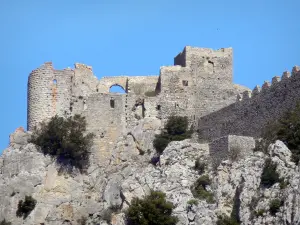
[27,62,73,131]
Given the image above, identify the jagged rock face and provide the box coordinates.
[1,131,300,224]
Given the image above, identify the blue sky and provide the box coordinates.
[0,0,299,153]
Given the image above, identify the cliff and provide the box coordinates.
[1,128,300,225]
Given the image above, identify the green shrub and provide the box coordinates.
[187,199,199,206]
[255,209,265,217]
[269,198,283,215]
[153,134,170,154]
[16,196,37,219]
[153,116,192,154]
[216,215,240,225]
[194,157,206,174]
[279,179,289,189]
[0,220,12,225]
[125,190,178,225]
[262,103,300,164]
[191,175,214,203]
[260,158,280,188]
[229,146,242,162]
[31,114,95,173]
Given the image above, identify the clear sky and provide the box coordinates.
[0,0,299,153]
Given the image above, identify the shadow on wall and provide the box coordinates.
[109,85,126,94]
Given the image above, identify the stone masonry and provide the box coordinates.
[27,45,300,161]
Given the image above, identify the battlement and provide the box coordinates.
[198,65,300,141]
[236,66,300,103]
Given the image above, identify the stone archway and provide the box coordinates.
[109,84,126,94]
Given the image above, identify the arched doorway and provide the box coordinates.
[109,84,126,94]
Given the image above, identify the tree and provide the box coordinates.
[31,114,94,172]
[125,191,178,225]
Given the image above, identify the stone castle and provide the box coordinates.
[27,45,300,161]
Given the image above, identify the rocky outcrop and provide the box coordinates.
[1,129,300,225]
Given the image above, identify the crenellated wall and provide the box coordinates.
[198,66,300,141]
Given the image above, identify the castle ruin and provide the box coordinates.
[27,45,300,162]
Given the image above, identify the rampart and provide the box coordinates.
[198,66,300,141]
[27,46,262,162]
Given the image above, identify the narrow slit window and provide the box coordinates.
[182,80,188,86]
[110,99,115,108]
[53,79,57,85]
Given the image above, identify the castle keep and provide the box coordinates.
[27,45,300,160]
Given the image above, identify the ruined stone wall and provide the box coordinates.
[83,93,126,161]
[27,62,73,130]
[209,135,255,168]
[127,76,159,96]
[198,66,300,141]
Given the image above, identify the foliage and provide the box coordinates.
[187,199,199,206]
[0,220,11,225]
[153,116,192,154]
[279,179,289,189]
[262,103,300,164]
[269,199,283,215]
[16,196,37,219]
[194,157,206,174]
[216,215,240,225]
[31,114,95,173]
[191,175,215,203]
[253,139,270,154]
[260,158,280,188]
[125,190,178,225]
[255,209,265,217]
[228,146,242,161]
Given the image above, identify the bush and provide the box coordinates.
[191,175,214,203]
[194,157,206,174]
[187,199,199,206]
[16,196,37,219]
[229,146,242,162]
[31,114,95,173]
[269,198,283,215]
[153,116,192,154]
[216,215,240,225]
[0,220,11,225]
[260,158,280,188]
[255,209,265,217]
[125,190,178,225]
[262,103,300,164]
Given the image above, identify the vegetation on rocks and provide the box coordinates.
[269,198,283,215]
[216,215,240,225]
[31,114,95,173]
[191,175,214,203]
[125,190,178,225]
[194,157,206,174]
[16,196,37,219]
[153,116,192,154]
[262,103,300,164]
[260,158,280,188]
